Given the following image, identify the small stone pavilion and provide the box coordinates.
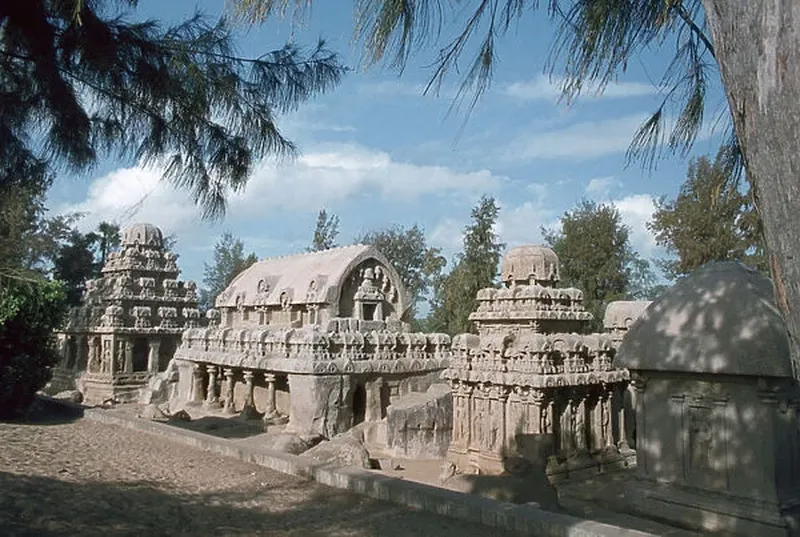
[171,245,450,439]
[444,245,631,477]
[617,262,800,537]
[603,300,653,344]
[53,223,201,404]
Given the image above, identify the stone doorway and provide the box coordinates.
[352,383,367,426]
[132,338,149,371]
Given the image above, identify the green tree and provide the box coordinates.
[52,229,98,306]
[0,277,68,418]
[94,221,121,267]
[356,224,446,320]
[308,209,340,252]
[649,148,765,278]
[232,0,800,375]
[544,200,656,331]
[200,233,258,311]
[1,0,345,222]
[429,195,504,335]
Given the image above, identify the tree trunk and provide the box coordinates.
[702,1,800,375]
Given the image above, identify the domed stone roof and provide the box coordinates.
[616,262,792,377]
[500,245,560,286]
[122,223,164,248]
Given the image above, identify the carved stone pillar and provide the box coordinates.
[573,389,587,453]
[243,370,255,408]
[189,363,205,405]
[263,373,278,418]
[601,387,614,449]
[488,386,508,458]
[75,336,88,371]
[123,339,133,374]
[609,384,631,453]
[147,340,161,374]
[559,393,573,455]
[530,389,545,436]
[223,368,236,414]
[630,374,648,474]
[103,338,113,374]
[240,370,260,419]
[204,364,220,408]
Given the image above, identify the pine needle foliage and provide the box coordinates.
[1,0,346,220]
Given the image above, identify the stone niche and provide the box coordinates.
[617,262,800,537]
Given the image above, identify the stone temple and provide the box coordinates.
[617,262,800,536]
[444,245,632,477]
[52,223,201,404]
[168,245,450,442]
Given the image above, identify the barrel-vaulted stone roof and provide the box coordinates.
[214,244,410,316]
[616,262,792,377]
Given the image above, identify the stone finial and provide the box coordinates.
[121,223,164,248]
[501,245,560,287]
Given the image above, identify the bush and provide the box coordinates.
[0,277,68,419]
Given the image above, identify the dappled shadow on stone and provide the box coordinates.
[616,262,799,536]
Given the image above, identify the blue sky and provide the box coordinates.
[48,1,730,293]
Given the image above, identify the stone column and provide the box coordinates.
[223,368,236,414]
[263,373,278,418]
[189,363,205,405]
[75,336,88,371]
[573,389,587,453]
[147,340,161,374]
[630,375,648,474]
[243,370,255,408]
[204,364,220,408]
[122,338,133,374]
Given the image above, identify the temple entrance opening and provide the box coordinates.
[132,338,149,372]
[352,383,367,426]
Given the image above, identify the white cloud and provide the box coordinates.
[232,143,503,213]
[429,217,465,261]
[53,165,198,234]
[504,74,659,102]
[612,194,660,258]
[586,176,622,198]
[57,143,504,236]
[503,114,649,162]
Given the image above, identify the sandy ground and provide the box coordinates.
[0,403,517,537]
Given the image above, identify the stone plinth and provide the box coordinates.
[617,262,800,536]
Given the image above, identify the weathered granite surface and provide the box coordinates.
[617,262,800,537]
[386,384,453,458]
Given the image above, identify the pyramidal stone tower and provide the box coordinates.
[444,245,632,477]
[53,223,200,404]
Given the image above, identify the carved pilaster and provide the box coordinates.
[204,364,221,409]
[189,362,205,405]
[223,368,236,414]
[263,373,278,418]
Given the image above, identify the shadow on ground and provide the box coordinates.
[165,415,266,439]
[0,397,84,427]
[0,469,518,537]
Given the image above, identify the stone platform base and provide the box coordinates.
[80,373,152,405]
[628,480,800,537]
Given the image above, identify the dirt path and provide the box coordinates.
[0,406,516,537]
